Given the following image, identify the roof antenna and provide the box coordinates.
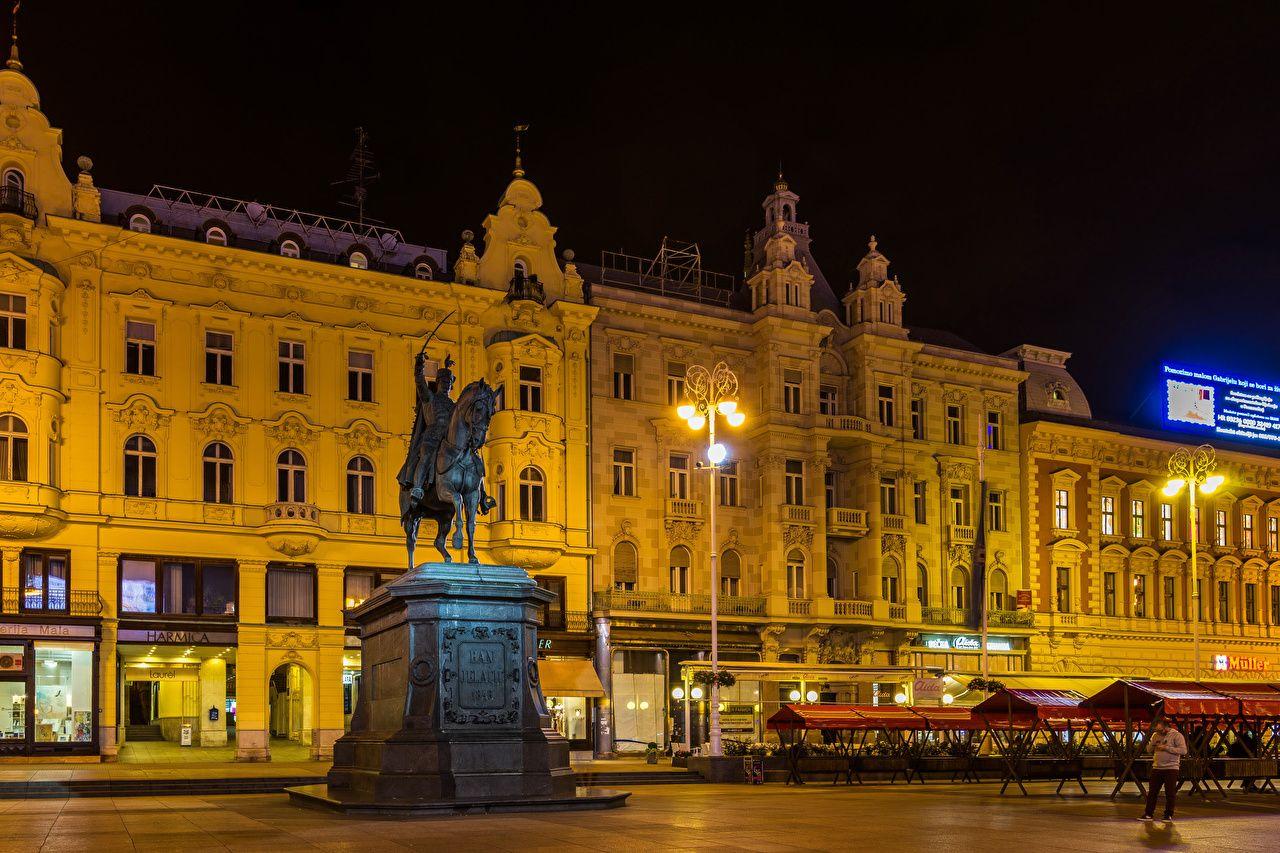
[7,1,21,71]
[513,123,529,177]
[332,127,381,226]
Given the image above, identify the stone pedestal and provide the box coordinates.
[288,563,627,814]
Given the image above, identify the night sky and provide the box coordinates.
[29,3,1280,422]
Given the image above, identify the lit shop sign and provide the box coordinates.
[118,629,237,645]
[1163,364,1280,445]
[922,635,1012,652]
[0,622,95,638]
[1213,654,1268,673]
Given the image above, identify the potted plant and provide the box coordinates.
[645,741,660,764]
[672,749,691,768]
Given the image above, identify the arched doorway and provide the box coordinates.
[267,662,313,753]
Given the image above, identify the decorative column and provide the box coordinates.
[97,550,120,760]
[592,615,614,759]
[314,562,347,760]
[0,547,19,593]
[236,559,270,761]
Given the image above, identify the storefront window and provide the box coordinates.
[267,564,316,622]
[612,650,666,752]
[22,551,68,612]
[33,642,93,743]
[121,556,236,617]
[202,563,236,616]
[546,695,588,742]
[0,680,23,740]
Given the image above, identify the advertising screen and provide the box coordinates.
[1163,364,1280,445]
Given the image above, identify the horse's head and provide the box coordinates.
[451,379,497,450]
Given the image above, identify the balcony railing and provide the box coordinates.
[784,505,814,523]
[834,599,873,617]
[595,588,766,616]
[889,603,907,620]
[988,608,1035,627]
[787,598,812,616]
[948,524,975,544]
[263,501,321,523]
[666,498,702,519]
[881,514,907,532]
[813,414,873,433]
[827,507,869,536]
[506,271,545,304]
[0,186,37,219]
[923,606,970,626]
[2,589,103,617]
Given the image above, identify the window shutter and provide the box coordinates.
[720,551,741,579]
[613,543,638,584]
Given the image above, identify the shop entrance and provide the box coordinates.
[118,642,235,751]
[268,662,313,746]
[126,681,157,726]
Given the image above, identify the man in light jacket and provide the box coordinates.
[1141,718,1188,821]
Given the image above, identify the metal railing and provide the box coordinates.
[988,608,1035,627]
[594,588,766,616]
[506,272,545,305]
[923,606,970,626]
[2,589,103,617]
[0,186,37,219]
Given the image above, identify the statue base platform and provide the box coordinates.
[310,562,627,810]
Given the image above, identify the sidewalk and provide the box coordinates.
[0,740,329,784]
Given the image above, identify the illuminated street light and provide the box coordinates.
[788,689,802,702]
[893,691,908,704]
[1166,443,1223,680]
[941,693,955,706]
[690,686,705,701]
[671,686,685,700]
[678,360,746,757]
[805,690,819,703]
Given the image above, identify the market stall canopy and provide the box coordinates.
[973,689,1093,727]
[1197,682,1280,718]
[910,706,976,730]
[1081,680,1236,719]
[766,704,974,732]
[536,659,606,698]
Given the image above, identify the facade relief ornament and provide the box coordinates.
[948,544,974,565]
[881,533,905,556]
[337,421,388,454]
[109,396,173,433]
[665,519,700,545]
[266,414,321,447]
[759,625,786,662]
[190,405,249,442]
[784,524,814,549]
[817,628,862,665]
[942,388,970,405]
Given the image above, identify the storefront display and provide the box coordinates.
[0,631,98,756]
[34,642,93,743]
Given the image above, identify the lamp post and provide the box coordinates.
[677,361,745,757]
[1164,443,1225,680]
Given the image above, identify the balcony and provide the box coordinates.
[827,507,869,538]
[923,606,970,626]
[666,498,703,519]
[534,609,591,633]
[2,589,103,617]
[784,504,814,524]
[881,514,907,532]
[595,589,766,616]
[0,186,37,219]
[810,413,873,434]
[787,598,812,616]
[948,524,975,544]
[505,271,545,304]
[834,598,873,617]
[889,603,907,620]
[258,501,326,558]
[988,608,1035,627]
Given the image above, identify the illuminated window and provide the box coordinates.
[1242,512,1255,549]
[1101,496,1115,535]
[348,250,368,270]
[1104,572,1117,616]
[1055,567,1071,613]
[1054,488,1070,530]
[519,466,545,521]
[1130,499,1145,538]
[125,320,156,376]
[1133,575,1146,617]
[346,456,375,515]
[205,331,233,385]
[945,405,963,445]
[1160,502,1174,541]
[124,434,157,497]
[21,550,68,612]
[786,550,806,599]
[1215,509,1228,546]
[278,340,306,394]
[784,459,804,505]
[205,226,227,246]
[280,239,300,258]
[877,384,895,427]
[1270,516,1279,552]
[128,213,151,233]
[0,292,25,349]
[0,414,27,481]
[276,449,307,503]
[612,448,635,497]
[202,442,233,504]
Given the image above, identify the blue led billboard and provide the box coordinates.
[1163,364,1280,445]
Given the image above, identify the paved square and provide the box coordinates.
[0,782,1276,851]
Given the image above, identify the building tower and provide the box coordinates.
[842,236,907,339]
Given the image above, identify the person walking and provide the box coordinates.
[1140,719,1187,821]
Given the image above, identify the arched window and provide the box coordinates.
[881,557,899,602]
[782,203,793,222]
[518,466,544,521]
[0,414,28,481]
[276,449,307,503]
[989,568,1008,611]
[826,556,840,598]
[513,258,528,277]
[722,549,742,597]
[128,213,152,234]
[2,168,23,193]
[346,455,375,515]
[124,434,157,497]
[669,545,691,595]
[202,441,233,504]
[916,562,930,605]
[414,262,433,280]
[613,541,638,591]
[786,549,806,599]
[205,226,227,246]
[280,239,300,258]
[348,250,368,270]
[951,567,969,610]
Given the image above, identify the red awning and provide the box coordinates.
[911,706,976,730]
[973,689,1094,727]
[1199,682,1280,718]
[1082,680,1236,718]
[766,704,870,731]
[766,704,974,732]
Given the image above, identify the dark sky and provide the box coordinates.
[29,3,1280,422]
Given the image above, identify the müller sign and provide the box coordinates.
[1213,653,1269,672]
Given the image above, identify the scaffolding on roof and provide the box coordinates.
[600,237,735,306]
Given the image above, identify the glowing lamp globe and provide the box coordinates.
[805,690,818,703]
[1163,478,1185,497]
[688,415,706,431]
[677,404,696,420]
[788,689,801,702]
[1201,474,1225,494]
[894,692,908,704]
[690,686,705,700]
[726,411,746,427]
[716,399,737,415]
[707,442,727,464]
[671,686,685,700]
[941,693,955,705]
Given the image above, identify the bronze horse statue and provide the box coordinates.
[400,378,499,566]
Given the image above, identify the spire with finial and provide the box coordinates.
[868,234,877,253]
[7,1,21,71]
[774,161,788,193]
[513,122,529,177]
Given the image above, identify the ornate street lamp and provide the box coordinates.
[1164,444,1225,680]
[677,361,745,757]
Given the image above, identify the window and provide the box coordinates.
[910,398,924,440]
[824,471,837,509]
[877,384,895,427]
[0,293,24,349]
[916,563,929,605]
[719,461,739,507]
[205,226,227,246]
[670,546,690,594]
[1245,583,1258,624]
[21,551,68,612]
[786,550,806,599]
[124,435,157,497]
[346,456,375,514]
[128,213,151,233]
[666,362,686,407]
[819,384,838,415]
[613,541,638,591]
[276,449,306,503]
[202,442,233,504]
[494,481,507,521]
[414,262,433,280]
[1160,502,1174,541]
[1133,575,1146,618]
[950,568,968,610]
[879,477,898,515]
[348,250,368,270]
[668,454,689,500]
[989,569,1008,611]
[1055,567,1071,612]
[278,340,306,394]
[1271,585,1280,625]
[882,559,899,602]
[519,365,543,412]
[784,459,804,505]
[47,436,56,487]
[1215,509,1228,546]
[32,642,93,743]
[1,168,21,192]
[1196,578,1205,620]
[280,239,300,258]
[985,411,1002,450]
[612,353,634,400]
[826,557,839,599]
[0,414,27,481]
[1101,496,1115,536]
[125,320,156,376]
[203,331,233,386]
[1053,488,1070,530]
[949,486,969,526]
[1218,580,1230,622]
[513,259,529,277]
[913,481,927,524]
[519,466,545,521]
[347,350,374,402]
[945,405,963,445]
[783,370,802,414]
[1130,499,1145,539]
[1103,572,1117,616]
[1242,513,1255,549]
[267,564,316,622]
[987,490,1004,532]
[612,448,635,497]
[1270,517,1279,552]
[722,550,742,597]
[784,280,801,306]
[1163,575,1176,620]
[120,556,236,617]
[343,568,378,610]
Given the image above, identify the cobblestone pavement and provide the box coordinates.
[0,781,1276,851]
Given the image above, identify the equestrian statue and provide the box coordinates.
[397,330,498,567]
